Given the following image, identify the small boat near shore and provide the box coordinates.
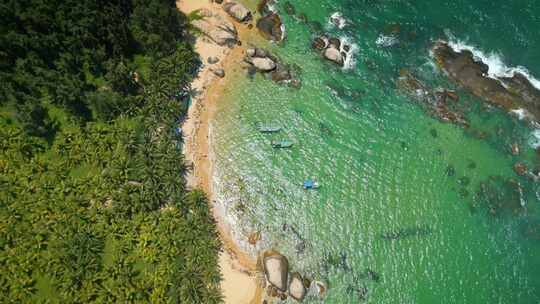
[258,125,282,133]
[303,179,320,189]
[272,140,293,148]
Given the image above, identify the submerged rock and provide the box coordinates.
[262,250,289,292]
[381,225,432,240]
[397,69,469,127]
[520,217,540,241]
[257,13,284,42]
[432,41,540,123]
[446,165,456,177]
[458,176,471,186]
[346,284,369,301]
[272,64,292,82]
[475,176,524,215]
[284,1,296,15]
[514,162,528,176]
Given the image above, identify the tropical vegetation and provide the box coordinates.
[0,0,222,302]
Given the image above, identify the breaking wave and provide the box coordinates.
[446,39,540,90]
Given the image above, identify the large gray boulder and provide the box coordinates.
[223,2,252,22]
[257,13,284,42]
[263,251,289,291]
[251,57,276,71]
[246,48,269,58]
[288,273,307,302]
[324,47,344,66]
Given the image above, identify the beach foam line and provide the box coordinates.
[445,39,540,90]
[340,35,358,70]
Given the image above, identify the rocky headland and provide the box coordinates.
[432,41,540,124]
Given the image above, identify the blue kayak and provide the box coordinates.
[303,179,320,189]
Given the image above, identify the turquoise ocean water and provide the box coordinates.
[211,1,540,302]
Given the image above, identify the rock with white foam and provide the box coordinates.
[324,46,344,66]
[329,12,347,29]
[433,40,540,123]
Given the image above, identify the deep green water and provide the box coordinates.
[211,1,540,302]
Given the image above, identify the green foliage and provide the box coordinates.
[0,0,222,303]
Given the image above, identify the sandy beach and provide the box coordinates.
[176,1,263,303]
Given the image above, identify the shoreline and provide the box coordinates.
[176,1,263,303]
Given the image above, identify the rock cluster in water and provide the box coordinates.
[260,250,324,302]
[397,69,468,127]
[312,35,351,67]
[244,48,301,88]
[432,41,540,123]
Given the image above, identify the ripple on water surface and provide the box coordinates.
[212,0,540,302]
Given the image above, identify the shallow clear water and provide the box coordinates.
[212,1,540,302]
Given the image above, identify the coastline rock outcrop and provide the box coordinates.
[432,41,540,123]
[263,250,289,292]
[244,48,300,87]
[312,35,350,67]
[244,49,277,71]
[192,9,238,47]
[289,273,307,301]
[223,1,252,22]
[251,57,277,71]
[257,13,284,42]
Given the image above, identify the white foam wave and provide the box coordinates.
[329,12,347,29]
[529,129,540,149]
[265,0,278,13]
[376,34,399,48]
[510,108,532,121]
[446,39,540,90]
[340,36,358,70]
[280,23,286,41]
